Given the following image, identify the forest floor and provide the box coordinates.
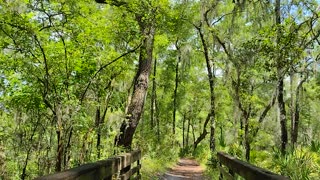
[160,158,207,180]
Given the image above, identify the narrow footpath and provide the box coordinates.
[161,158,206,180]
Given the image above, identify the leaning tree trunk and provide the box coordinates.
[115,25,155,150]
[193,26,215,152]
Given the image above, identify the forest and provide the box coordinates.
[0,0,320,179]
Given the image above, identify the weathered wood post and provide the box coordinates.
[35,150,141,180]
[217,151,289,180]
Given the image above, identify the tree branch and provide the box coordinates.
[80,43,142,103]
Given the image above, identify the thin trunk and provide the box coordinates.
[115,24,155,150]
[183,113,186,148]
[55,130,63,172]
[275,0,288,155]
[55,106,63,172]
[244,120,250,162]
[173,48,181,135]
[95,106,101,158]
[233,67,244,146]
[239,118,243,146]
[291,77,307,146]
[186,117,190,147]
[278,79,287,154]
[194,112,211,149]
[194,26,215,152]
[151,58,157,128]
[252,91,277,137]
[46,124,54,174]
[156,97,160,142]
[64,126,73,169]
[21,114,40,180]
[243,110,251,162]
[191,124,196,145]
[290,72,295,146]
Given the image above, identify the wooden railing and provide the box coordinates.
[217,152,289,180]
[35,150,141,180]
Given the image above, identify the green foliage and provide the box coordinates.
[310,140,320,153]
[271,148,320,180]
[0,0,320,179]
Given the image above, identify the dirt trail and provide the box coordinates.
[161,158,206,180]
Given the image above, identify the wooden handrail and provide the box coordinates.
[217,151,289,180]
[35,150,141,180]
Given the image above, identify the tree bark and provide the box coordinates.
[183,113,186,148]
[95,106,101,157]
[194,25,215,152]
[115,25,155,150]
[290,72,295,147]
[55,105,64,172]
[150,58,157,128]
[173,51,181,135]
[186,116,190,148]
[173,41,182,135]
[278,79,288,154]
[275,0,288,155]
[243,110,251,162]
[64,126,73,169]
[291,76,307,146]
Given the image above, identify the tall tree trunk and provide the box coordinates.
[151,58,157,128]
[64,126,73,169]
[115,24,155,150]
[243,110,251,162]
[173,45,181,135]
[291,77,307,146]
[95,106,101,157]
[275,0,288,155]
[183,113,186,148]
[186,117,190,148]
[194,26,215,152]
[191,124,196,146]
[278,78,288,154]
[55,105,64,172]
[290,72,295,147]
[156,97,160,142]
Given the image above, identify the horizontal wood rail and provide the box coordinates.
[35,150,141,180]
[217,152,289,180]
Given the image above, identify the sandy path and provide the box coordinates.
[161,158,206,180]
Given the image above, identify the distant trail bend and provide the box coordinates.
[161,158,206,180]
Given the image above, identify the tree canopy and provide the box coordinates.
[0,0,320,179]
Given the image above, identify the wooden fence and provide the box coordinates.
[217,151,289,180]
[35,150,141,180]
